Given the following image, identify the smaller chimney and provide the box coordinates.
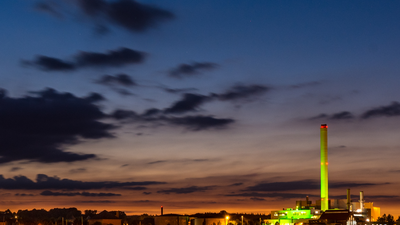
[360,191,364,212]
[161,206,163,215]
[347,189,351,210]
[306,196,309,206]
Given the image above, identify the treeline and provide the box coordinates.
[377,214,400,225]
[0,208,130,225]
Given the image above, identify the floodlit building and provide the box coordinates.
[264,125,381,225]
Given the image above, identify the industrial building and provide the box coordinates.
[264,124,381,225]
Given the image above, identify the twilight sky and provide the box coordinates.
[1,0,400,216]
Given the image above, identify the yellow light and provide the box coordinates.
[226,216,230,220]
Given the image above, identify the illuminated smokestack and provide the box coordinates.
[360,191,364,212]
[161,206,163,215]
[320,124,329,211]
[347,189,351,211]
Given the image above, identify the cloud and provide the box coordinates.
[23,56,75,71]
[76,48,144,67]
[330,111,354,120]
[111,109,235,131]
[168,62,218,78]
[244,180,380,192]
[124,187,147,190]
[230,183,243,186]
[110,109,139,120]
[77,200,116,203]
[164,94,211,114]
[227,192,319,199]
[0,88,116,163]
[157,186,214,194]
[162,87,198,94]
[147,160,167,165]
[24,47,145,71]
[40,190,121,197]
[95,74,136,87]
[212,84,269,101]
[36,0,174,33]
[80,0,174,32]
[310,111,354,120]
[10,167,22,172]
[166,115,234,131]
[15,193,35,196]
[361,102,400,119]
[250,197,265,201]
[143,192,151,195]
[0,174,166,190]
[69,168,87,174]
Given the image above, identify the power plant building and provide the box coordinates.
[264,124,381,225]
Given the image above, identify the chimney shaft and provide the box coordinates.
[347,189,351,210]
[161,206,163,216]
[320,124,329,211]
[360,191,364,212]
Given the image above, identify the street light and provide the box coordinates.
[226,216,230,225]
[241,216,244,225]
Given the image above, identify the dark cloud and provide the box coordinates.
[329,194,398,200]
[361,102,400,119]
[329,182,386,189]
[96,74,136,87]
[168,62,218,78]
[310,113,328,120]
[230,183,243,186]
[0,88,114,163]
[164,94,211,114]
[15,193,35,196]
[24,48,145,71]
[192,159,209,162]
[69,168,87,174]
[23,56,75,71]
[310,111,353,120]
[10,167,22,172]
[76,48,144,67]
[0,174,166,190]
[212,84,269,101]
[330,111,354,120]
[37,0,174,33]
[114,89,135,96]
[142,108,161,117]
[227,192,319,200]
[105,0,174,32]
[162,87,198,94]
[124,187,147,190]
[111,108,234,131]
[143,192,151,195]
[110,109,139,120]
[148,160,167,165]
[250,197,265,201]
[77,200,115,203]
[166,115,234,131]
[157,186,214,194]
[40,190,121,197]
[245,180,380,192]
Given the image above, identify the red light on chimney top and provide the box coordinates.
[321,124,328,128]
